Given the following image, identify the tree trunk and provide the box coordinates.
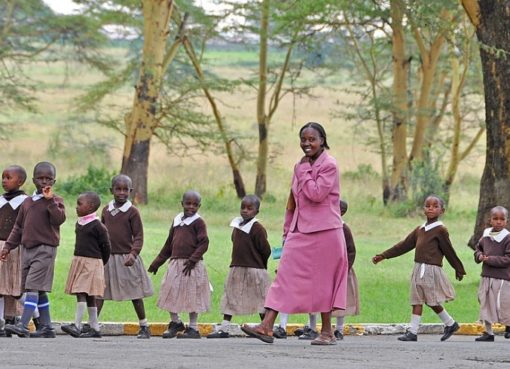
[121,0,174,204]
[254,0,270,198]
[462,0,510,248]
[389,0,409,202]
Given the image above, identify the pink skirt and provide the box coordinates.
[265,227,348,313]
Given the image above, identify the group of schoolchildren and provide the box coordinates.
[1,162,509,343]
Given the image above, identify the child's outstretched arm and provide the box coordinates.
[148,225,175,274]
[372,254,385,264]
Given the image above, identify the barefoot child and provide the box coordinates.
[62,192,110,338]
[0,165,28,336]
[372,195,465,342]
[207,195,271,338]
[1,162,66,338]
[474,206,510,342]
[148,190,210,339]
[98,174,153,339]
[332,199,360,339]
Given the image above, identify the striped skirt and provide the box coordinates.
[478,277,510,325]
[0,240,22,297]
[220,266,270,316]
[103,254,154,301]
[332,268,360,317]
[409,263,455,306]
[64,256,105,297]
[157,259,210,313]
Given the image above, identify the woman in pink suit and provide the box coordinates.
[242,122,348,345]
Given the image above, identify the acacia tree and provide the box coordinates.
[462,0,510,247]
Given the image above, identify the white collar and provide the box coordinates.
[230,217,258,234]
[420,221,444,232]
[32,191,44,201]
[77,212,99,226]
[173,212,201,227]
[108,200,132,215]
[482,227,510,243]
[0,194,28,210]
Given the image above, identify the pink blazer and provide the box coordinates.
[283,151,342,237]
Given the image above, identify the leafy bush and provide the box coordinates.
[343,163,380,181]
[56,166,115,197]
[409,159,447,209]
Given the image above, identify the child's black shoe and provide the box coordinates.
[79,328,101,338]
[29,325,56,338]
[137,325,151,339]
[61,323,82,338]
[440,321,459,341]
[206,330,229,338]
[505,326,510,339]
[298,327,319,340]
[334,329,344,340]
[293,327,304,336]
[162,321,185,338]
[5,322,30,338]
[272,326,287,339]
[32,317,41,331]
[398,331,417,341]
[177,327,201,339]
[475,332,494,342]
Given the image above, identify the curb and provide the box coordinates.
[45,322,507,337]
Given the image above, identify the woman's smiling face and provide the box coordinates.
[300,127,324,160]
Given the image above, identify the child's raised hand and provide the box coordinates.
[124,253,136,267]
[182,259,196,276]
[42,186,54,199]
[372,255,384,264]
[0,248,10,261]
[479,254,489,262]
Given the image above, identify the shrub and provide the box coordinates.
[56,166,115,197]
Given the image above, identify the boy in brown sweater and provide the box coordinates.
[1,162,66,338]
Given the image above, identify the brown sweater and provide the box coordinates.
[150,217,208,270]
[0,191,27,240]
[230,222,271,269]
[380,225,466,275]
[5,195,66,250]
[101,205,143,255]
[344,223,356,270]
[474,231,510,281]
[74,220,111,265]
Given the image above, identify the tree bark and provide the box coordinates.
[121,0,174,204]
[389,0,409,202]
[462,0,510,247]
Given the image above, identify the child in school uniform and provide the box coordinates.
[62,191,110,338]
[0,165,28,336]
[332,199,360,340]
[98,174,153,339]
[474,206,510,342]
[372,194,465,342]
[1,162,66,338]
[148,190,210,339]
[207,195,271,338]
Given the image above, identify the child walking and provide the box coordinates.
[474,206,510,342]
[1,162,66,338]
[332,199,360,340]
[372,195,465,342]
[62,192,110,338]
[207,195,271,338]
[148,190,210,339]
[98,174,153,339]
[0,165,28,336]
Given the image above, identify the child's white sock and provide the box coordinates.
[309,314,317,331]
[170,312,181,323]
[74,302,86,329]
[139,318,148,327]
[437,309,455,326]
[87,306,99,331]
[484,320,494,335]
[409,314,421,335]
[336,316,345,332]
[219,319,230,330]
[279,313,288,329]
[0,297,4,320]
[189,312,198,330]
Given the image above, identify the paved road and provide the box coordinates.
[0,335,509,369]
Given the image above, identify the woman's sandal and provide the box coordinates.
[241,324,274,344]
[311,334,337,346]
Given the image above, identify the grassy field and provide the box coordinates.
[1,47,488,325]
